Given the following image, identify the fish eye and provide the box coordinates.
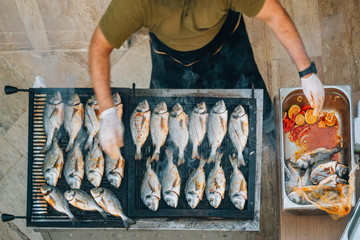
[187,198,191,203]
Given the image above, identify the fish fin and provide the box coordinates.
[237,152,245,167]
[151,152,160,162]
[199,157,207,168]
[123,216,136,230]
[65,137,74,152]
[148,179,159,193]
[99,209,108,220]
[220,116,227,132]
[69,214,77,227]
[177,156,185,166]
[173,176,181,188]
[229,155,238,168]
[84,136,93,150]
[41,139,52,153]
[200,115,207,130]
[146,157,152,168]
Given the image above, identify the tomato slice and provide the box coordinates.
[283,115,296,133]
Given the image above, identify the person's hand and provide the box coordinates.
[301,73,325,116]
[99,107,124,158]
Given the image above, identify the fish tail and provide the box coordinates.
[237,152,246,167]
[208,147,216,164]
[146,157,152,168]
[177,151,185,166]
[199,157,207,168]
[41,139,52,153]
[151,147,160,162]
[99,209,108,220]
[123,216,136,231]
[191,146,200,160]
[69,213,77,226]
[135,149,142,161]
[84,136,93,150]
[229,154,238,168]
[65,137,74,152]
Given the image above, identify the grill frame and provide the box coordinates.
[25,87,264,230]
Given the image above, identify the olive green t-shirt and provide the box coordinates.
[99,0,265,51]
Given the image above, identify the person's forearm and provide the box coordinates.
[89,26,114,112]
[256,0,311,72]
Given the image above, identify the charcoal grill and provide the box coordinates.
[5,86,264,231]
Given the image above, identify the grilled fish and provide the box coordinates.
[64,189,108,220]
[207,100,227,163]
[42,138,64,186]
[64,137,84,189]
[189,102,208,160]
[141,157,161,211]
[184,158,206,209]
[91,187,136,230]
[130,100,151,160]
[64,94,84,152]
[205,152,226,209]
[296,141,343,169]
[169,103,189,166]
[105,152,125,188]
[160,149,181,208]
[85,137,104,187]
[41,91,64,153]
[150,102,169,162]
[84,96,100,150]
[229,105,249,166]
[41,185,76,225]
[113,93,123,121]
[229,155,247,210]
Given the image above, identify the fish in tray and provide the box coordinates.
[229,155,247,210]
[105,151,125,188]
[207,100,228,163]
[205,152,226,209]
[41,185,77,226]
[84,96,100,150]
[130,100,151,160]
[296,141,343,169]
[318,174,348,187]
[113,93,123,121]
[229,105,249,166]
[64,189,108,220]
[150,102,169,162]
[85,137,104,187]
[64,93,84,152]
[91,187,136,230]
[41,91,64,153]
[184,157,206,209]
[310,159,349,185]
[141,157,161,211]
[64,133,85,189]
[42,137,64,187]
[189,102,208,160]
[160,149,181,208]
[169,103,189,166]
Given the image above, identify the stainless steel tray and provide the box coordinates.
[278,85,355,211]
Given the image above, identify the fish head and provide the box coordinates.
[296,159,310,170]
[67,94,81,106]
[49,91,62,104]
[288,191,302,204]
[113,93,121,105]
[108,173,122,188]
[136,100,150,112]
[88,171,102,188]
[336,164,349,180]
[232,105,246,119]
[231,193,246,210]
[64,190,76,202]
[154,101,167,114]
[212,100,226,114]
[40,185,53,196]
[164,191,178,208]
[67,176,82,189]
[144,196,159,212]
[186,191,200,209]
[208,192,222,208]
[90,187,104,199]
[171,103,184,117]
[44,169,59,186]
[194,102,207,114]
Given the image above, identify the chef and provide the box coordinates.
[89,0,325,157]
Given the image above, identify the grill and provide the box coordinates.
[20,87,261,228]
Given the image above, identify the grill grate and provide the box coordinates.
[26,88,257,227]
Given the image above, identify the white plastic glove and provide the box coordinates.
[99,107,124,158]
[301,73,325,116]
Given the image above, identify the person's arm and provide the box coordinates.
[89,25,124,158]
[89,25,114,113]
[255,0,325,115]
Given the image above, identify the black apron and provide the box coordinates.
[149,10,274,133]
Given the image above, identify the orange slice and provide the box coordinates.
[325,112,337,127]
[295,114,305,126]
[288,105,301,119]
[305,110,317,124]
